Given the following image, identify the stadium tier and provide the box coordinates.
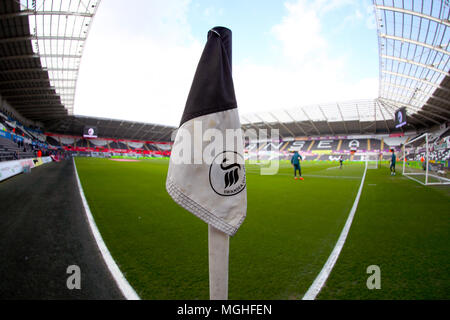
[43,133,172,157]
[0,111,53,161]
[0,136,39,161]
[0,0,450,302]
[243,136,415,162]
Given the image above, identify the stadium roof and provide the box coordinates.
[241,99,398,138]
[375,0,450,129]
[0,0,100,122]
[45,115,175,142]
[241,0,450,137]
[0,0,448,140]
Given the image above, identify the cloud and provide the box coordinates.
[75,0,202,126]
[75,0,378,128]
[271,1,326,62]
[235,0,378,116]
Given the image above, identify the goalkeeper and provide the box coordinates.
[390,149,396,176]
[291,151,304,180]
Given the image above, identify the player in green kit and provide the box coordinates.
[291,151,304,180]
[390,149,396,176]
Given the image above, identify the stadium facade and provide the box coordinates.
[0,0,449,166]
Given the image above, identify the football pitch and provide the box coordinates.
[74,158,450,300]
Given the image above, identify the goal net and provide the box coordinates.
[402,133,450,185]
[364,152,380,169]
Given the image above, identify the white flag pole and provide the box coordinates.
[208,225,229,300]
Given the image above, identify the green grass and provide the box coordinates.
[74,158,450,299]
[317,163,450,299]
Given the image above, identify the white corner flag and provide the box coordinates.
[166,27,247,299]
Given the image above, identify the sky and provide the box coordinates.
[74,0,380,127]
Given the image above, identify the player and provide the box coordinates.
[390,149,396,176]
[339,155,343,169]
[420,156,426,171]
[291,151,304,180]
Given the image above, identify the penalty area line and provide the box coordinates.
[73,158,140,300]
[302,161,368,300]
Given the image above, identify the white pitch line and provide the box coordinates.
[73,158,140,300]
[302,161,368,300]
[245,170,360,180]
[302,174,360,180]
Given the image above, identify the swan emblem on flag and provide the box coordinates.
[209,151,246,196]
[221,158,241,188]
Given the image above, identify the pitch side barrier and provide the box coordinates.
[0,156,52,182]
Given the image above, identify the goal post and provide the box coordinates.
[364,152,380,169]
[402,133,450,186]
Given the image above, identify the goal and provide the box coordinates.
[364,152,380,169]
[402,133,450,185]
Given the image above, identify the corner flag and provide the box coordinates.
[166,27,247,237]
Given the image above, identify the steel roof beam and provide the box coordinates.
[0,10,94,20]
[353,103,363,133]
[15,104,65,109]
[375,4,450,28]
[0,69,77,76]
[269,112,296,138]
[380,34,449,56]
[18,107,66,112]
[381,55,450,76]
[375,99,391,133]
[301,108,321,135]
[157,129,174,141]
[130,123,148,140]
[0,68,47,75]
[318,106,335,134]
[1,93,62,99]
[379,98,432,127]
[254,114,285,139]
[0,79,76,85]
[18,111,67,117]
[0,54,81,62]
[6,97,62,103]
[382,70,450,94]
[240,115,262,134]
[284,110,309,136]
[429,94,450,106]
[0,86,74,92]
[0,35,86,44]
[381,92,450,115]
[336,103,349,134]
[380,81,433,97]
[380,92,427,109]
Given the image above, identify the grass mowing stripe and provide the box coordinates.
[75,158,364,299]
[76,158,449,299]
[302,162,368,300]
[317,164,450,299]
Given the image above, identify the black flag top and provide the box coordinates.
[180,27,236,126]
[166,27,247,236]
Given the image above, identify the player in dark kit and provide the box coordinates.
[291,151,304,180]
[339,155,343,169]
[390,149,396,176]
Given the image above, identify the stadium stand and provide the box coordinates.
[0,0,448,300]
[0,110,55,161]
[0,136,36,161]
[46,136,61,148]
[146,143,160,151]
[40,133,172,157]
[242,133,447,164]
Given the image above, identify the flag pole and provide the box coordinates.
[208,225,229,300]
